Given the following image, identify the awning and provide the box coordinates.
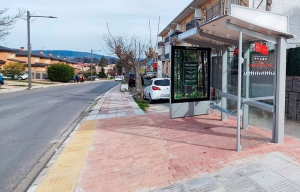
[177,5,293,48]
[0,60,5,64]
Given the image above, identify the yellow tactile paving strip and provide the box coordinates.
[36,120,97,192]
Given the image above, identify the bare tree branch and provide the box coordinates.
[0,8,25,40]
[103,24,157,100]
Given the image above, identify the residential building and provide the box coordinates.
[0,46,25,70]
[0,46,79,79]
[157,0,299,77]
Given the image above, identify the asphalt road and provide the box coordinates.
[0,81,120,192]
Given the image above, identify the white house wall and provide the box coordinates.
[254,0,300,48]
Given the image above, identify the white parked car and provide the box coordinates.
[0,72,28,80]
[143,78,170,103]
[17,73,28,80]
[115,76,123,81]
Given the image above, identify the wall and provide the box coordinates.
[285,76,300,121]
[254,0,300,48]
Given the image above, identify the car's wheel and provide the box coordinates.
[149,94,154,104]
[18,77,22,80]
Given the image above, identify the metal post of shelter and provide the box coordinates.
[274,36,287,143]
[221,46,228,122]
[242,41,250,130]
[237,31,243,152]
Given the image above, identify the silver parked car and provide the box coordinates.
[144,72,156,79]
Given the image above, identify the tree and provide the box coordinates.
[98,67,106,78]
[103,28,156,100]
[107,68,116,77]
[98,56,107,67]
[110,57,116,64]
[2,62,25,79]
[47,63,74,82]
[116,60,122,75]
[0,8,25,39]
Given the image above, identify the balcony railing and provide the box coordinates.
[170,31,182,37]
[164,36,170,43]
[205,0,247,22]
[165,53,170,60]
[206,2,220,22]
[186,19,200,31]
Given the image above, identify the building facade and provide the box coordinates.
[0,46,78,79]
[157,0,300,77]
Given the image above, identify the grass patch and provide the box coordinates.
[6,79,55,85]
[12,84,27,87]
[134,98,149,111]
[0,87,5,89]
[31,81,55,85]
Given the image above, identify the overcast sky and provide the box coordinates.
[1,0,191,55]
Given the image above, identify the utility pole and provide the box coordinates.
[90,49,93,82]
[27,11,56,89]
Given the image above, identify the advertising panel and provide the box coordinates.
[171,46,211,103]
[183,62,198,86]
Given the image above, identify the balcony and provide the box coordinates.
[158,46,165,61]
[205,0,247,22]
[170,31,182,37]
[158,55,165,61]
[165,53,170,60]
[186,19,200,31]
[164,36,170,43]
[157,41,165,47]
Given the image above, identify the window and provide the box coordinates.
[154,79,170,86]
[9,53,14,58]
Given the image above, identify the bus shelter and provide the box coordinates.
[170,5,293,152]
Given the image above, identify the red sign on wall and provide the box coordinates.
[254,42,268,55]
[153,62,157,69]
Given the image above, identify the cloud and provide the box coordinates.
[1,0,191,53]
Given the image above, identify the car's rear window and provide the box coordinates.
[129,74,135,77]
[154,79,170,86]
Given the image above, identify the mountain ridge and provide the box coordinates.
[32,50,117,60]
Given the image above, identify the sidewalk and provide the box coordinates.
[31,84,300,192]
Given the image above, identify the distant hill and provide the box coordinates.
[32,50,117,60]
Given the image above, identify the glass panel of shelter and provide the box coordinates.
[210,41,276,130]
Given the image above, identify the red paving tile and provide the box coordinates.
[77,112,300,191]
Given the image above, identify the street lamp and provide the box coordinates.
[90,49,101,82]
[27,11,56,89]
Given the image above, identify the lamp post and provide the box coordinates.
[90,49,101,82]
[27,11,56,89]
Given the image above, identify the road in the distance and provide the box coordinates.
[0,81,119,192]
